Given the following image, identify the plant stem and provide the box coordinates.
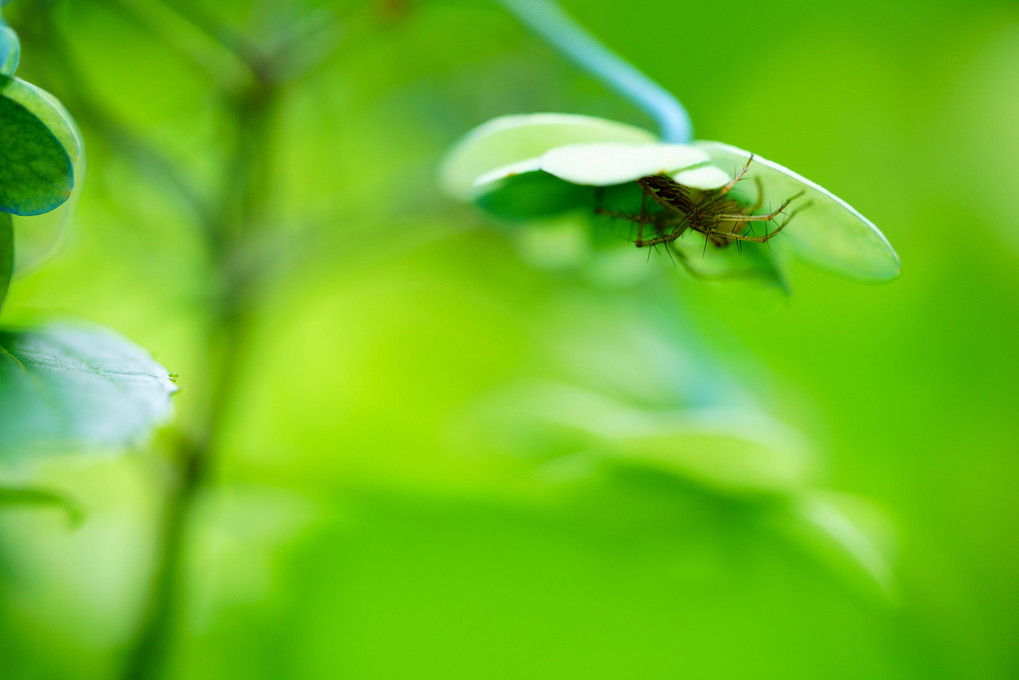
[493,0,692,143]
[118,76,276,678]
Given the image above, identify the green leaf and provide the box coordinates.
[695,141,901,281]
[0,484,82,525]
[0,24,18,77]
[440,113,656,200]
[0,76,81,216]
[468,141,717,220]
[0,323,177,460]
[475,170,594,219]
[602,412,815,496]
[787,491,895,595]
[0,212,10,314]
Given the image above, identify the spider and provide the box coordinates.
[596,157,809,267]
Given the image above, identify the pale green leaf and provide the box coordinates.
[0,323,177,459]
[601,410,816,496]
[672,164,730,190]
[0,76,81,216]
[788,491,895,595]
[440,113,656,200]
[695,141,901,281]
[539,142,708,186]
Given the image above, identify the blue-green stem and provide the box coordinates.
[494,0,692,144]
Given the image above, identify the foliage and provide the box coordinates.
[0,11,173,504]
[0,1,1017,680]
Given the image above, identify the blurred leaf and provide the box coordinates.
[0,212,10,314]
[458,382,816,496]
[0,76,81,216]
[0,323,177,460]
[787,491,896,596]
[696,141,901,281]
[0,24,17,76]
[603,409,815,497]
[0,484,82,525]
[440,113,656,200]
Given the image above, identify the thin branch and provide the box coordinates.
[493,0,693,144]
[103,0,257,89]
[23,10,213,228]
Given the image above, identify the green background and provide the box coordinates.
[1,0,1018,677]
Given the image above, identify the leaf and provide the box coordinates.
[458,382,816,496]
[440,113,656,200]
[0,484,82,525]
[538,142,709,186]
[695,141,901,281]
[592,407,816,497]
[0,24,18,77]
[786,491,895,595]
[475,170,594,219]
[468,141,717,221]
[0,212,10,314]
[0,76,81,216]
[0,323,177,460]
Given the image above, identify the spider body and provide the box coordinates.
[597,157,807,254]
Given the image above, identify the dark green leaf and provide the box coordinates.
[475,170,593,219]
[0,76,80,216]
[0,323,177,459]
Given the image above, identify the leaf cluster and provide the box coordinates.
[0,11,174,511]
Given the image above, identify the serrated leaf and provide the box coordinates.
[695,141,901,281]
[0,484,82,525]
[440,113,656,200]
[0,323,177,459]
[0,24,18,77]
[0,212,10,314]
[0,76,81,216]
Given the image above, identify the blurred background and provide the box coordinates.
[1,0,1018,677]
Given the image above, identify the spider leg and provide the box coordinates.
[748,176,765,214]
[713,190,804,222]
[719,155,754,196]
[706,198,811,243]
[637,190,648,245]
[732,180,765,239]
[635,213,690,248]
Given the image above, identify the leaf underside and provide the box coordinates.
[695,141,901,281]
[0,323,177,460]
[441,113,657,200]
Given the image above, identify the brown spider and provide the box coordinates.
[596,157,809,261]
